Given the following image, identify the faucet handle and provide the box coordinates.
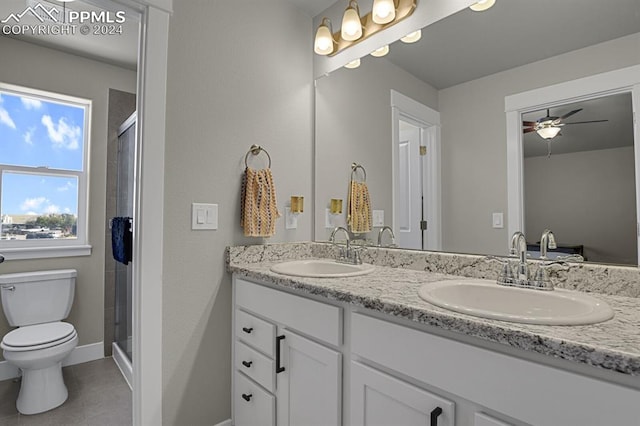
[484,256,514,285]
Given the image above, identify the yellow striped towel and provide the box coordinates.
[347,180,372,234]
[241,167,280,237]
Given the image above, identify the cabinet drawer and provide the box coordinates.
[234,371,275,426]
[235,309,276,357]
[235,278,342,346]
[235,340,275,392]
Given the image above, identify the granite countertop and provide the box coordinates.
[228,257,640,377]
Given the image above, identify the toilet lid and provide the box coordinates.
[2,322,76,348]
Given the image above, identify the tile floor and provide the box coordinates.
[0,358,131,425]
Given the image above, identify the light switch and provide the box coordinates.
[372,210,384,227]
[192,203,218,230]
[492,212,504,229]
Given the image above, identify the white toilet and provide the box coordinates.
[0,269,78,415]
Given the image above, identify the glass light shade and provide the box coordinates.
[372,0,396,24]
[470,0,496,12]
[314,23,334,55]
[344,58,361,69]
[401,30,422,43]
[341,6,363,41]
[371,45,390,57]
[536,126,561,139]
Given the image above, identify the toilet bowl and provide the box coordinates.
[0,270,78,415]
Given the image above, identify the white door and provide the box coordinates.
[350,362,454,426]
[276,329,342,426]
[396,121,423,249]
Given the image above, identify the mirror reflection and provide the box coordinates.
[314,0,640,265]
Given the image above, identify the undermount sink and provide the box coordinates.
[270,259,375,278]
[418,279,614,325]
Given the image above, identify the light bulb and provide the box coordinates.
[314,19,334,55]
[372,0,396,24]
[371,45,390,57]
[341,4,363,41]
[344,58,361,69]
[400,30,421,43]
[470,0,496,12]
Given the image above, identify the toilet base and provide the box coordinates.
[17,362,68,415]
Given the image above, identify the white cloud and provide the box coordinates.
[41,115,81,150]
[64,207,71,213]
[21,197,48,211]
[0,107,16,129]
[25,211,38,216]
[21,97,42,110]
[57,181,74,192]
[23,127,35,145]
[44,204,60,214]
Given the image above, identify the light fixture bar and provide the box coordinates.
[321,0,417,57]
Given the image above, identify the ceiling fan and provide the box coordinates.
[523,108,608,140]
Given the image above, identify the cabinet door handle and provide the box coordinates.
[242,327,253,334]
[242,360,252,368]
[241,393,252,402]
[276,335,286,374]
[430,407,443,426]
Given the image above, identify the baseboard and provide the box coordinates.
[112,342,133,390]
[0,341,104,381]
[213,420,232,426]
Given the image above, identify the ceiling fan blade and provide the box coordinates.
[553,108,583,123]
[522,121,537,126]
[523,128,537,134]
[562,120,609,125]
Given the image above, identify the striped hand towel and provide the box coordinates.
[241,167,280,237]
[347,180,372,234]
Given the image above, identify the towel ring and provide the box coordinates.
[245,144,272,168]
[351,163,366,182]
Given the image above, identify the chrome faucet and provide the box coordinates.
[330,227,363,264]
[539,229,557,260]
[510,231,529,285]
[377,226,396,247]
[532,229,558,290]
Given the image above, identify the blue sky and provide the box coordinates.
[0,91,84,216]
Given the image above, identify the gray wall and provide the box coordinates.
[525,146,637,265]
[438,33,640,256]
[0,37,137,357]
[315,58,439,241]
[162,1,313,424]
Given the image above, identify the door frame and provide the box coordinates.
[504,65,640,264]
[391,90,442,250]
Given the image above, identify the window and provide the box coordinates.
[0,82,91,258]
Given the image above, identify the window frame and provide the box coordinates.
[0,82,92,259]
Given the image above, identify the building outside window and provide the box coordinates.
[0,82,91,258]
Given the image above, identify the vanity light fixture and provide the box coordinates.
[314,0,417,57]
[372,0,397,24]
[469,0,496,12]
[314,18,337,55]
[371,45,390,57]
[341,0,364,42]
[400,29,421,43]
[536,125,561,140]
[345,58,361,69]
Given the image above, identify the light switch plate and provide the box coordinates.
[372,210,384,227]
[285,207,298,230]
[492,212,504,229]
[192,203,218,230]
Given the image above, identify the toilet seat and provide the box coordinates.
[1,322,77,352]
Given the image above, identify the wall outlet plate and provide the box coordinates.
[492,212,504,229]
[192,203,218,230]
[372,210,384,227]
[285,207,298,229]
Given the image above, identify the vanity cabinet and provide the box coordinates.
[233,278,342,426]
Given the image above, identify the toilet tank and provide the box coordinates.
[0,269,76,327]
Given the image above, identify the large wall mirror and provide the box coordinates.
[314,0,640,265]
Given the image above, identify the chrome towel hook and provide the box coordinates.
[351,163,367,182]
[245,144,272,168]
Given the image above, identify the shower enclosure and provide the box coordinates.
[112,112,136,387]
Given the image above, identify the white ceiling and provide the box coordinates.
[0,0,139,70]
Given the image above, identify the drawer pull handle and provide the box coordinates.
[430,407,443,426]
[242,327,254,334]
[242,393,252,402]
[276,335,286,374]
[242,360,253,368]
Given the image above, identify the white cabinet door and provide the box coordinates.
[276,329,342,426]
[351,362,454,426]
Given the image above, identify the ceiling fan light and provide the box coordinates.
[344,58,361,69]
[470,0,496,12]
[341,1,363,41]
[536,126,561,139]
[372,0,396,24]
[401,30,422,43]
[371,45,390,57]
[314,18,335,55]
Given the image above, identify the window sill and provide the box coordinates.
[0,245,92,260]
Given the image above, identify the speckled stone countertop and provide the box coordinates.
[226,243,640,377]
